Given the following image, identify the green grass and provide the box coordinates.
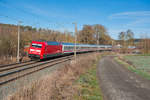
[133,54,150,56]
[115,57,150,80]
[124,56,150,71]
[74,64,103,100]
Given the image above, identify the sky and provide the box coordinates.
[0,0,150,39]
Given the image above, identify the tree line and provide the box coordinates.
[0,23,112,58]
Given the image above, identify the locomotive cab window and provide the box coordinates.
[32,43,42,48]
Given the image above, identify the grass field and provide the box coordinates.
[115,57,150,80]
[115,55,150,80]
[124,56,150,72]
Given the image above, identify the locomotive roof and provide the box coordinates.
[46,41,61,45]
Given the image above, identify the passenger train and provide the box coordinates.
[28,40,112,60]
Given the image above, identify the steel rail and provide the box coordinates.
[0,60,34,68]
[0,61,37,72]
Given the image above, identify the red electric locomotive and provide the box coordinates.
[28,40,62,60]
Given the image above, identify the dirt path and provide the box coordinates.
[97,56,150,100]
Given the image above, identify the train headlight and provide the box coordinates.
[30,49,34,52]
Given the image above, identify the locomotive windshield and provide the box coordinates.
[32,43,42,48]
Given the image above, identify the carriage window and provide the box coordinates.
[64,46,74,50]
[32,43,42,48]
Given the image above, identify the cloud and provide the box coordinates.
[22,4,74,19]
[126,18,150,27]
[109,11,150,19]
[23,5,53,17]
[109,11,150,28]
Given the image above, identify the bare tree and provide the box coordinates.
[126,29,134,46]
[118,29,134,53]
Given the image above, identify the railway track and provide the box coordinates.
[0,55,73,86]
[0,60,35,68]
[0,61,37,73]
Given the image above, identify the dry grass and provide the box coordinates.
[6,53,99,100]
[0,57,16,65]
[0,56,30,65]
